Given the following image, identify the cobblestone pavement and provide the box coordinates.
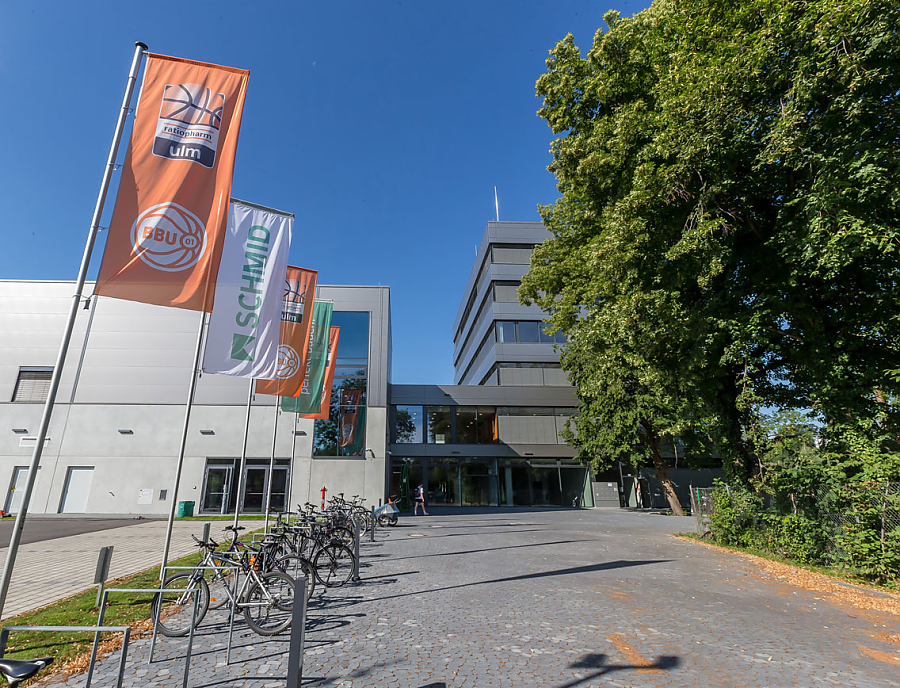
[1,519,259,619]
[41,510,900,688]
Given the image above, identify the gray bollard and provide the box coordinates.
[94,546,114,608]
[351,518,361,582]
[201,522,210,545]
[370,506,376,542]
[286,576,308,688]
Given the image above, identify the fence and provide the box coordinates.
[691,482,900,574]
[815,482,900,564]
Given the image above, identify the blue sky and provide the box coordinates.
[0,0,648,384]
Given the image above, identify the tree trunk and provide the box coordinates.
[644,424,685,516]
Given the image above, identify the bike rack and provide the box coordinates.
[0,624,131,688]
[94,586,200,688]
[162,564,242,665]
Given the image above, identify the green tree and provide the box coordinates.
[522,0,900,483]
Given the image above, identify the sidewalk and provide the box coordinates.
[0,519,255,619]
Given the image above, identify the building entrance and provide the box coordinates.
[200,459,290,515]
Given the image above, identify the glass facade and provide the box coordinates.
[314,312,369,457]
[392,405,571,445]
[388,456,593,508]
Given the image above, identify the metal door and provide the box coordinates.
[241,466,267,513]
[202,466,232,514]
[5,466,40,514]
[59,467,94,514]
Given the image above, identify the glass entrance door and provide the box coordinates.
[201,466,232,514]
[242,467,267,513]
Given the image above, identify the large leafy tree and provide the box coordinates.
[522,0,900,491]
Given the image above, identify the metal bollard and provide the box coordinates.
[201,522,210,545]
[94,546,114,608]
[286,576,308,688]
[370,506,376,542]
[351,518,361,582]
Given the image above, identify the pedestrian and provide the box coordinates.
[414,482,428,515]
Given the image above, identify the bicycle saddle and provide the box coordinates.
[0,656,53,688]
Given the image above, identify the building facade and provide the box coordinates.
[453,221,568,387]
[0,280,391,515]
[383,221,593,509]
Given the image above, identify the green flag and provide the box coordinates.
[281,301,333,414]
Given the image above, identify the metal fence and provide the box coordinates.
[690,486,716,536]
[815,482,900,562]
[691,482,900,564]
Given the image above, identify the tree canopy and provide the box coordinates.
[522,0,900,493]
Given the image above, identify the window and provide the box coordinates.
[475,406,497,443]
[496,321,516,343]
[427,406,453,444]
[492,246,534,264]
[313,312,369,457]
[495,321,563,344]
[493,282,520,303]
[12,368,53,403]
[455,407,477,443]
[393,405,423,443]
[516,321,540,343]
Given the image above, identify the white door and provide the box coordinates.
[5,466,41,514]
[59,467,94,514]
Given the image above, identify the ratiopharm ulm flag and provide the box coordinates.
[95,53,249,311]
[201,200,292,379]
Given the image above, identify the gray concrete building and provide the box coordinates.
[0,280,391,515]
[385,222,593,509]
[453,221,568,387]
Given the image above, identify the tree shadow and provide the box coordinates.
[558,653,681,687]
[365,560,671,602]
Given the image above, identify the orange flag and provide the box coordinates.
[255,267,317,396]
[95,53,249,311]
[299,326,341,420]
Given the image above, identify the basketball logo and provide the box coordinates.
[131,202,208,272]
[153,83,225,168]
[276,345,301,379]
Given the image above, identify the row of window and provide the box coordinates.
[392,404,575,444]
[455,243,536,344]
[496,320,566,344]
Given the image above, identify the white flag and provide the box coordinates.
[202,200,292,379]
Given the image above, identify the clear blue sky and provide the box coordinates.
[0,0,648,384]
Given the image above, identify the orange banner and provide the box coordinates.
[299,326,341,420]
[95,53,249,311]
[255,267,317,396]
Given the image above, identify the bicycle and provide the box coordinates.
[151,527,301,637]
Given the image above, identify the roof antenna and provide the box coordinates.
[494,186,500,222]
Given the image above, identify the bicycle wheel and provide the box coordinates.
[329,526,355,545]
[275,555,316,601]
[206,568,234,610]
[313,542,355,587]
[151,573,209,637]
[242,572,294,636]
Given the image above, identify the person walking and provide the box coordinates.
[414,483,428,515]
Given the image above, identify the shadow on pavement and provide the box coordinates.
[387,538,590,561]
[367,559,672,602]
[558,653,681,687]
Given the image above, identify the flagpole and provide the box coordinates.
[263,400,279,531]
[287,413,297,513]
[158,312,206,580]
[232,380,254,530]
[0,41,147,620]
